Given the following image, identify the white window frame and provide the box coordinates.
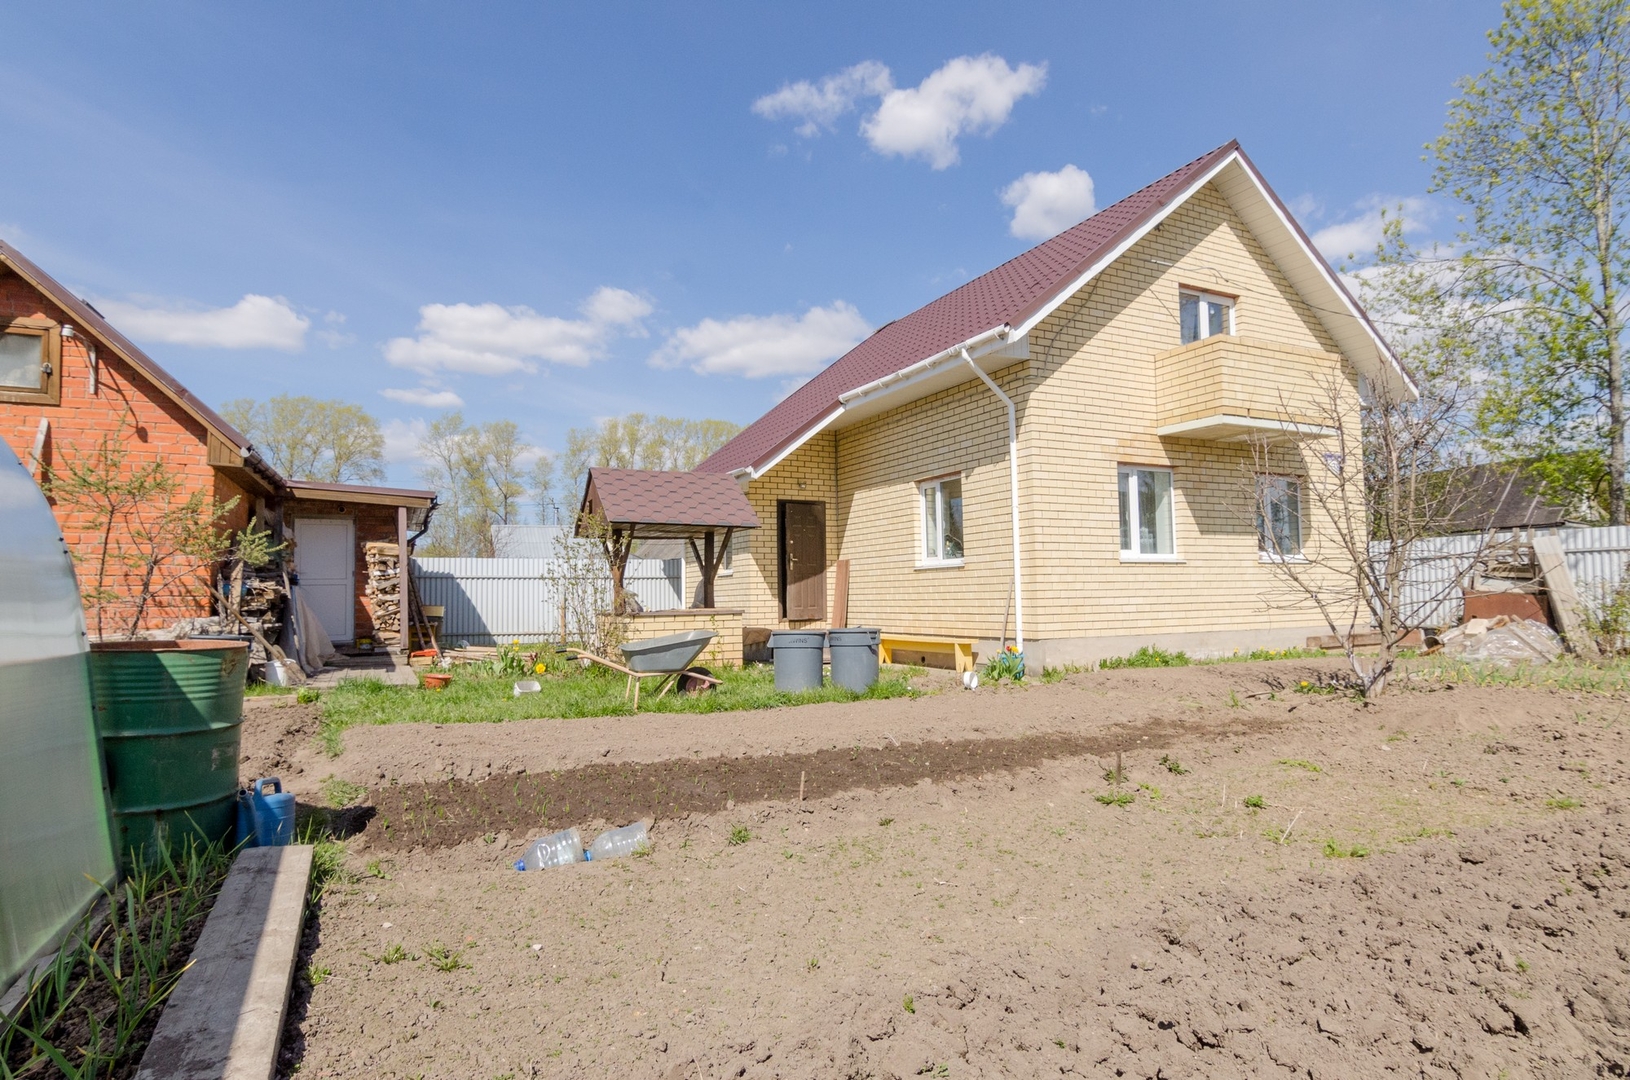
[1118,466,1180,562]
[1179,288,1235,345]
[1256,475,1305,563]
[917,474,965,568]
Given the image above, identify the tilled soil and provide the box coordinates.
[261,666,1630,1078]
[363,716,1283,852]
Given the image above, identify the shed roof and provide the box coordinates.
[285,479,437,509]
[578,468,761,539]
[698,140,1408,478]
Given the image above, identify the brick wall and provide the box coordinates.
[715,181,1363,649]
[616,608,743,667]
[712,435,838,631]
[0,269,250,635]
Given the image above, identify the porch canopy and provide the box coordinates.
[577,468,760,609]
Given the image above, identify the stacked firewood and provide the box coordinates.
[365,541,403,647]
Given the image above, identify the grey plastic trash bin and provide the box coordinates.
[769,630,826,692]
[827,627,881,692]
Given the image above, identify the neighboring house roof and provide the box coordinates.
[1435,464,1573,535]
[578,468,761,539]
[699,140,1410,479]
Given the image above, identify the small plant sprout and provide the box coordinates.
[1226,689,1243,708]
[1545,796,1581,810]
[364,858,389,879]
[1322,839,1371,859]
[1243,794,1266,809]
[424,944,469,972]
[1158,754,1188,775]
[1276,759,1322,773]
[807,957,820,972]
[903,994,916,1014]
[373,944,414,965]
[729,825,751,845]
[1094,791,1135,807]
[878,817,895,827]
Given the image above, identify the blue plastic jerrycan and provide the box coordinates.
[238,777,296,847]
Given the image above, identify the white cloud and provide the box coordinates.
[1001,164,1096,240]
[384,286,651,376]
[753,54,1045,169]
[1310,196,1432,261]
[752,61,892,137]
[650,301,870,379]
[96,294,310,350]
[863,55,1046,169]
[381,418,428,463]
[381,386,464,409]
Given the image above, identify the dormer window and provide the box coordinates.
[1179,289,1234,345]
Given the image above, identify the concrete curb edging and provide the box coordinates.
[136,844,315,1080]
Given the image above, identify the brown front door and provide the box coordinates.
[779,501,826,621]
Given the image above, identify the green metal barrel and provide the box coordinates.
[87,640,248,864]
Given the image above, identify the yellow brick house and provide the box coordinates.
[688,141,1412,668]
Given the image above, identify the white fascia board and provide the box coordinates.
[746,326,1012,481]
[1007,153,1241,342]
[743,405,844,481]
[1155,415,1338,439]
[1219,157,1417,400]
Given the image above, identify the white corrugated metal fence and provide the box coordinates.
[1377,525,1630,629]
[412,555,684,645]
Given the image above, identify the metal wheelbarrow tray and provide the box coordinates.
[566,629,719,709]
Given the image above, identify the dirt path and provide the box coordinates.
[259,668,1630,1078]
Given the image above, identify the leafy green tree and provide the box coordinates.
[1432,0,1630,521]
[556,413,741,511]
[415,413,541,555]
[220,395,386,484]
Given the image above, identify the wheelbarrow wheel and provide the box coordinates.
[678,666,716,694]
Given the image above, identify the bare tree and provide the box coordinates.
[1248,371,1497,699]
[221,395,386,483]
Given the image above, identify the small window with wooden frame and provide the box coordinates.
[0,317,62,405]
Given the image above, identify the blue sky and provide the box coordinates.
[0,2,1499,488]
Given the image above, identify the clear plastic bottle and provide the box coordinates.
[513,827,586,871]
[586,822,649,862]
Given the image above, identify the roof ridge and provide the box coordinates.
[697,140,1240,476]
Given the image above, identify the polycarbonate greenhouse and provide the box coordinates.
[0,441,116,991]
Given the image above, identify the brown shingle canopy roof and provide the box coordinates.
[577,468,761,539]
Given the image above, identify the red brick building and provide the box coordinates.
[0,238,434,645]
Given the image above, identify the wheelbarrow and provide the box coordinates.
[566,629,720,709]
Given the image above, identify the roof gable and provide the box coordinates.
[578,468,761,539]
[699,141,1409,478]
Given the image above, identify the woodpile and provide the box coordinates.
[365,541,403,648]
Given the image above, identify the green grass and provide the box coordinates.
[319,775,368,808]
[315,662,921,755]
[244,681,296,697]
[1402,656,1630,693]
[1093,791,1135,807]
[1099,645,1190,669]
[1545,796,1581,810]
[1322,839,1370,859]
[1158,754,1189,775]
[424,944,469,972]
[1243,794,1266,809]
[1203,646,1329,663]
[0,837,234,1079]
[1039,663,1087,683]
[1276,758,1322,773]
[728,825,752,845]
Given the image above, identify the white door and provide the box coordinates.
[296,518,355,643]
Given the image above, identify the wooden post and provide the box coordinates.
[396,505,409,655]
[831,559,850,628]
[702,530,715,609]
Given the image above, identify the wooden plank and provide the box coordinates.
[831,559,850,628]
[1534,534,1598,658]
[879,635,977,673]
[135,845,313,1080]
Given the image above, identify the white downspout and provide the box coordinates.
[961,348,1023,653]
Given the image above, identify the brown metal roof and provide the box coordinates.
[578,468,761,539]
[697,141,1240,476]
[285,479,437,508]
[0,239,256,457]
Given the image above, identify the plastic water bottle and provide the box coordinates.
[586,822,649,862]
[513,827,586,871]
